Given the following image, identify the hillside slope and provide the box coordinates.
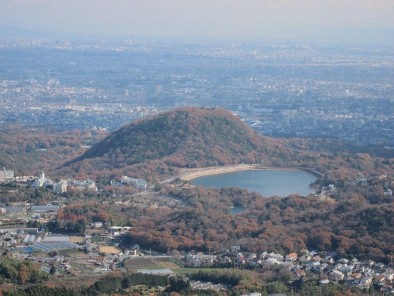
[0,126,107,176]
[65,107,289,180]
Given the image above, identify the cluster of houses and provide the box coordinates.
[32,173,148,194]
[32,236,142,274]
[30,171,98,194]
[353,173,393,196]
[0,167,37,183]
[181,247,394,293]
[318,184,336,200]
[0,226,39,248]
[110,175,147,190]
[1,168,148,194]
[1,214,393,294]
[0,203,61,224]
[6,230,140,276]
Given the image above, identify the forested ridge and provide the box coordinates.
[0,125,107,176]
[62,107,394,184]
[63,107,290,181]
[1,109,392,184]
[71,107,283,165]
[116,185,394,263]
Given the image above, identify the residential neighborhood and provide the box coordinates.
[179,247,394,293]
[0,209,393,294]
[0,165,392,294]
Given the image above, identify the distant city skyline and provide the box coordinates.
[1,0,394,43]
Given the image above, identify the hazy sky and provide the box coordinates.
[1,0,394,40]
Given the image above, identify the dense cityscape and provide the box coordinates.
[0,38,393,148]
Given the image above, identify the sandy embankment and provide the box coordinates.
[181,164,263,181]
[180,165,313,181]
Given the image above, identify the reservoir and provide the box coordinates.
[191,169,317,197]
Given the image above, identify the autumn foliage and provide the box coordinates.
[64,107,289,181]
[122,186,394,263]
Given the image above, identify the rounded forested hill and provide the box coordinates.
[65,107,289,179]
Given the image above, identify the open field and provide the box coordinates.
[69,236,85,244]
[99,246,121,254]
[124,256,180,271]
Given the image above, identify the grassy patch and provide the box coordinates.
[58,249,79,256]
[124,257,180,271]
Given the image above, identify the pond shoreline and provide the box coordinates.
[186,166,319,197]
[181,164,315,181]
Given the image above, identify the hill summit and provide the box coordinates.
[66,107,287,179]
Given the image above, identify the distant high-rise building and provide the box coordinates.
[284,115,290,127]
[129,37,136,46]
[313,117,318,127]
[155,85,162,96]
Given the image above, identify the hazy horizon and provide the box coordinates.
[1,0,394,44]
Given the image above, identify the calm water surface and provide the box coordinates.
[230,207,246,215]
[192,169,317,197]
